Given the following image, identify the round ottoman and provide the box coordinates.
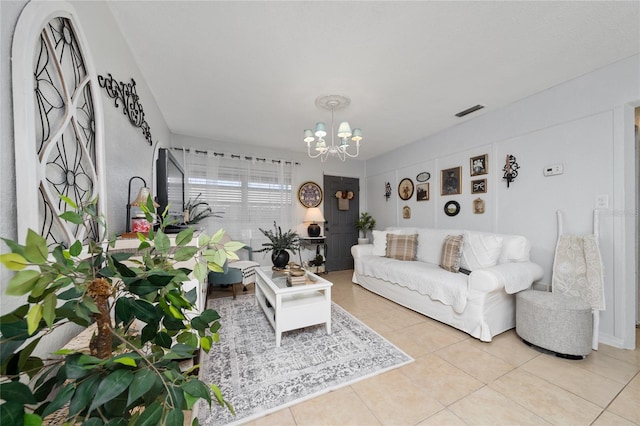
[516,290,592,358]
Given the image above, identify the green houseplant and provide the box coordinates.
[355,212,376,244]
[0,196,243,425]
[184,193,223,225]
[255,221,299,269]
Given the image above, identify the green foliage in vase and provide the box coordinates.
[255,221,300,254]
[0,195,244,425]
[184,193,223,225]
[355,212,376,238]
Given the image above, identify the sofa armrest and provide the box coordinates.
[351,244,374,260]
[468,262,544,294]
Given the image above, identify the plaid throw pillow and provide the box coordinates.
[440,234,463,272]
[385,234,418,261]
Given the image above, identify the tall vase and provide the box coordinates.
[271,250,290,269]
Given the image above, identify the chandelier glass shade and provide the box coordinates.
[304,95,362,162]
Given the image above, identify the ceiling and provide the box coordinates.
[107,1,640,160]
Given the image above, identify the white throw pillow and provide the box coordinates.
[499,235,530,263]
[459,231,503,271]
[372,230,389,256]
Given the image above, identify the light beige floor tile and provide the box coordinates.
[597,342,640,367]
[449,386,550,425]
[242,408,297,426]
[592,410,638,426]
[289,386,381,426]
[382,321,463,358]
[607,379,640,424]
[359,305,426,332]
[423,317,473,341]
[520,354,626,407]
[435,340,514,383]
[469,329,540,366]
[417,408,468,425]
[401,353,484,406]
[352,368,444,425]
[489,369,602,425]
[577,350,640,384]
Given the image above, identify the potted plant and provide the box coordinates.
[256,221,300,269]
[355,212,376,244]
[0,196,242,425]
[184,193,223,225]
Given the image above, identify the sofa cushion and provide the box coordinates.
[416,228,461,264]
[460,231,504,271]
[385,234,418,261]
[372,230,389,256]
[440,234,463,272]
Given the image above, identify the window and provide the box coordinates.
[180,150,294,251]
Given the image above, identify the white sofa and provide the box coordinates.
[351,227,544,342]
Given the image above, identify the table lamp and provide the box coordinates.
[303,207,325,237]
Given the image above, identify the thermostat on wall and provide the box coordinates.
[543,164,563,176]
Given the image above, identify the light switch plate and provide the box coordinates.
[595,194,609,209]
[543,164,564,176]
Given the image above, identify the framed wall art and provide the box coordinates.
[416,183,429,201]
[471,179,487,194]
[470,154,488,176]
[440,167,461,196]
[398,178,414,200]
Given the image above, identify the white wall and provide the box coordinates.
[365,55,639,349]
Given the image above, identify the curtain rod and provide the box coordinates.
[169,146,300,166]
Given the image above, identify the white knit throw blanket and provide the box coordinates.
[552,234,605,311]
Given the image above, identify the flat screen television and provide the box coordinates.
[156,148,185,224]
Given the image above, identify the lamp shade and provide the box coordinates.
[303,129,315,143]
[351,128,363,142]
[314,122,327,138]
[303,207,325,223]
[131,187,159,208]
[337,121,352,138]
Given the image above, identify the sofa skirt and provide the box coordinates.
[352,272,516,342]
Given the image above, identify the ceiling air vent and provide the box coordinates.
[455,104,485,118]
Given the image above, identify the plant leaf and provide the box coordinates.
[69,240,83,257]
[193,262,208,282]
[6,270,40,296]
[0,401,25,426]
[42,293,56,328]
[0,381,37,404]
[26,304,42,335]
[0,253,28,270]
[68,374,100,417]
[22,413,41,426]
[41,383,75,418]
[59,211,84,225]
[112,356,137,367]
[89,369,134,413]
[173,246,198,262]
[59,194,77,209]
[154,231,171,255]
[24,230,48,264]
[175,228,194,246]
[165,409,184,426]
[132,400,162,426]
[126,369,157,407]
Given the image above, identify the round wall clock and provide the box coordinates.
[298,181,323,208]
[398,178,414,200]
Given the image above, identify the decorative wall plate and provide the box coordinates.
[398,178,414,200]
[416,172,430,182]
[298,181,323,208]
[444,201,460,217]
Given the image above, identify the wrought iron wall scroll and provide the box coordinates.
[98,73,153,145]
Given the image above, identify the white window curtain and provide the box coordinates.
[179,149,294,263]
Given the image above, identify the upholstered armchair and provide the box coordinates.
[208,244,260,299]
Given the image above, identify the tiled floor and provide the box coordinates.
[209,269,640,426]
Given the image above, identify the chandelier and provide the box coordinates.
[304,95,362,162]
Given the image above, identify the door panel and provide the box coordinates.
[323,175,359,271]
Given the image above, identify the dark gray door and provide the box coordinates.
[323,175,359,271]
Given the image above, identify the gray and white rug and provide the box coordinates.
[196,294,413,425]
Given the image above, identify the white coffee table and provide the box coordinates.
[254,267,332,347]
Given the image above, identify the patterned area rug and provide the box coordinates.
[196,294,413,425]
